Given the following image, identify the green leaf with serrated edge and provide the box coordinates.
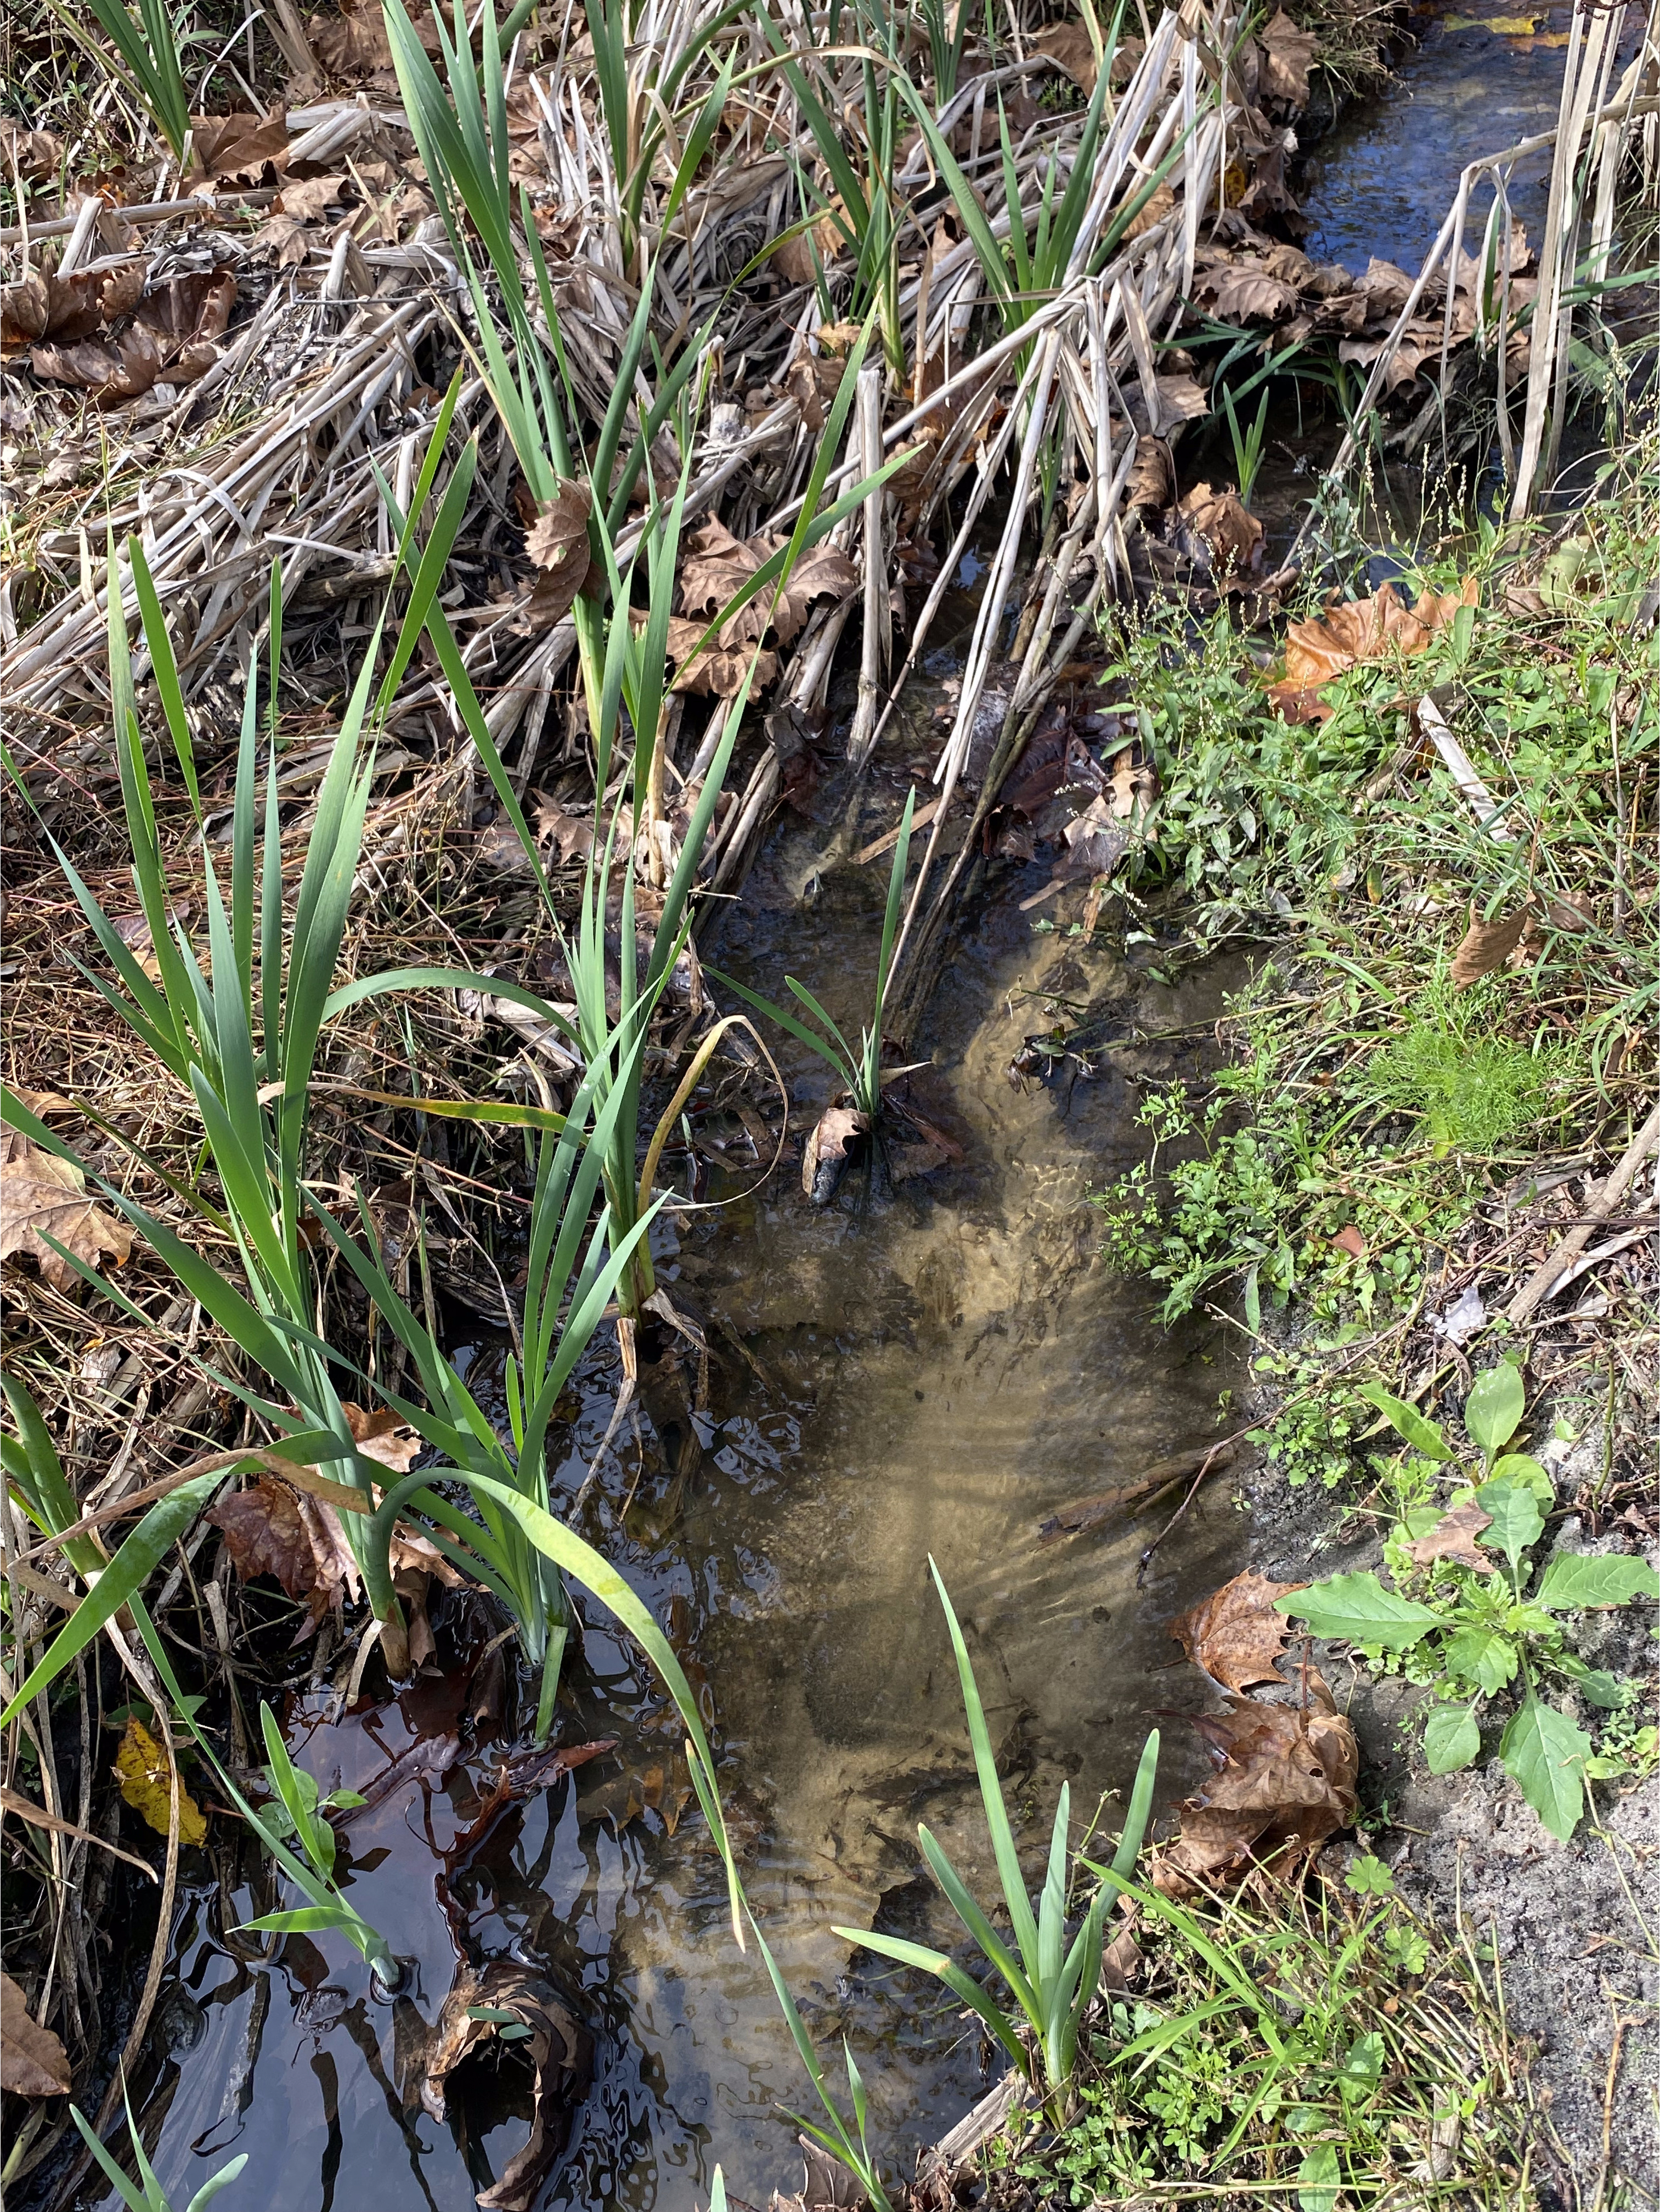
[1476,1479,1544,1571]
[1490,1453,1554,1504]
[1535,1554,1659,1611]
[1358,1383,1453,1461]
[1443,1627,1518,1696]
[1500,1695,1590,1841]
[1464,1365,1525,1462]
[1424,1702,1481,1774]
[1274,1573,1441,1650]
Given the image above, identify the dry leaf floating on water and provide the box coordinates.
[1170,1568,1307,1695]
[115,1718,207,1846]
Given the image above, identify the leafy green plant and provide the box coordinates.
[57,0,192,163]
[236,1704,395,1984]
[1275,1370,1658,1838]
[713,787,916,1129]
[833,1561,1159,2111]
[1364,984,1574,1153]
[1221,381,1272,506]
[71,2081,246,2212]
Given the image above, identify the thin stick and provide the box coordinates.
[1507,1099,1660,1323]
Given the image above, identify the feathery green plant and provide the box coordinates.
[834,1562,1160,2111]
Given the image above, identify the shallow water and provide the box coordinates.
[84,719,1255,2212]
[1297,0,1623,276]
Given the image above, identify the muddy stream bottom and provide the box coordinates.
[98,753,1251,2211]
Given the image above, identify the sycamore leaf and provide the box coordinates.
[1170,1569,1305,1692]
[1,1973,72,2096]
[1267,579,1476,721]
[1403,1502,1492,1571]
[1534,1554,1659,1611]
[0,1129,133,1291]
[1423,1702,1481,1774]
[523,478,592,627]
[208,1474,362,1633]
[115,1717,207,1845]
[1275,1572,1441,1650]
[1499,1695,1589,1841]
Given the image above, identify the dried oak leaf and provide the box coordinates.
[341,1400,422,1472]
[1032,20,1100,92]
[1193,261,1302,323]
[1154,1688,1358,1899]
[423,1962,592,2212]
[1403,1501,1493,1570]
[1170,1570,1307,1694]
[678,519,857,648]
[28,324,164,402]
[1450,906,1528,988]
[209,1472,362,1634]
[783,352,846,432]
[1,1973,72,2097]
[133,269,238,380]
[773,202,850,286]
[1257,8,1318,104]
[1175,482,1264,578]
[0,1129,133,1291]
[1267,577,1476,720]
[186,110,290,187]
[523,478,592,625]
[664,619,780,699]
[803,1102,869,1204]
[114,1717,207,1846]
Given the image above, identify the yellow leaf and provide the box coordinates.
[115,1718,206,1846]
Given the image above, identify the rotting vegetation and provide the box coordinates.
[1,0,1658,2207]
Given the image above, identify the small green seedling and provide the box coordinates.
[70,2079,246,2212]
[1276,1367,1657,1839]
[236,1705,397,1984]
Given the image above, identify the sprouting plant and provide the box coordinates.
[1221,381,1272,506]
[714,788,916,1130]
[236,1705,397,1986]
[833,1561,1160,2112]
[57,0,192,164]
[70,2078,246,2211]
[1275,1367,1658,1838]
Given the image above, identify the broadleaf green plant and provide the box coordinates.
[834,1561,1159,2111]
[236,1704,396,1985]
[1275,1368,1658,1838]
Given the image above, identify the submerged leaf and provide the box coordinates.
[422,1962,591,2212]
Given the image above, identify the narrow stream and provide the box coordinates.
[70,14,1628,2205]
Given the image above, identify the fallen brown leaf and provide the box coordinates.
[1,1973,71,2097]
[1170,1569,1306,1694]
[208,1472,362,1635]
[1175,482,1264,577]
[29,324,165,402]
[783,352,845,432]
[1329,1223,1367,1259]
[1403,1501,1493,1570]
[341,1401,422,1473]
[803,1102,869,1202]
[1193,261,1302,323]
[115,1717,207,1846]
[523,478,592,624]
[1032,20,1100,91]
[1154,1686,1358,1898]
[273,173,347,220]
[0,1129,133,1291]
[1126,435,1175,511]
[678,519,857,650]
[186,109,290,187]
[422,1961,592,2212]
[1450,906,1528,988]
[1267,578,1476,720]
[1257,8,1317,104]
[774,201,850,286]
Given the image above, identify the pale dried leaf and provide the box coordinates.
[0,1130,133,1290]
[1403,1501,1493,1570]
[523,478,592,624]
[1,1973,72,2097]
[1258,8,1317,103]
[1032,20,1099,91]
[1450,907,1528,988]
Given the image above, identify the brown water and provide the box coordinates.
[81,726,1252,2211]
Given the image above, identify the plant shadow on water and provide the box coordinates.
[86,720,1252,2209]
